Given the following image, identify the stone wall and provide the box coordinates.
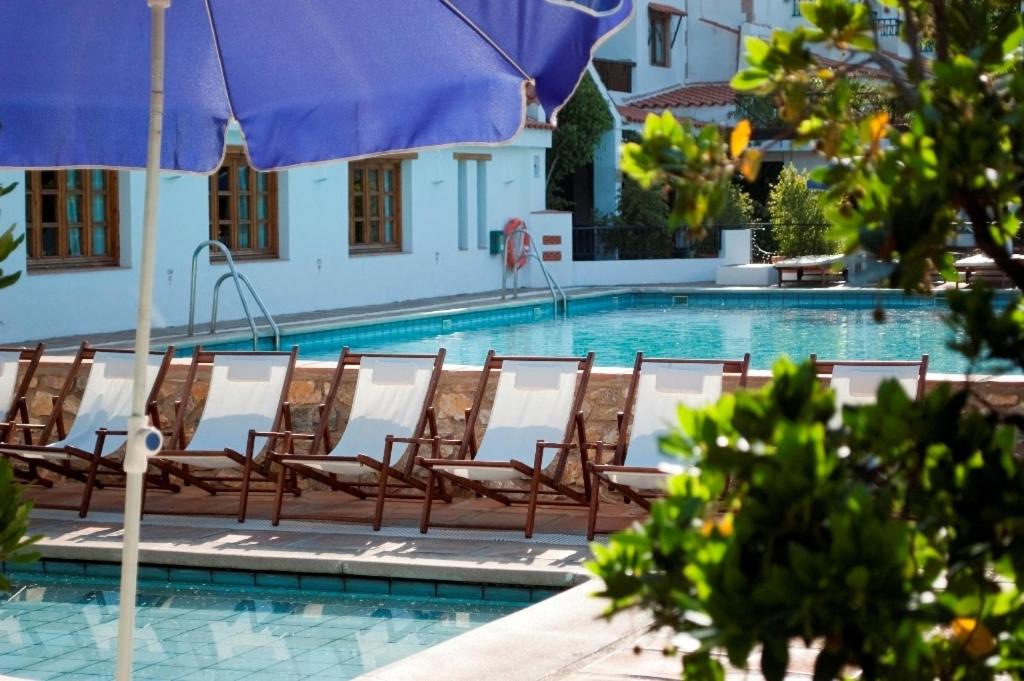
[14,359,1024,488]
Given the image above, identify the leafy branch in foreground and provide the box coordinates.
[592,1,1024,679]
[0,459,40,590]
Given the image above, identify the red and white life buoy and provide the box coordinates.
[504,218,530,270]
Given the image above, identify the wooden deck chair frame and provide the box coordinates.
[145,346,298,522]
[586,352,751,540]
[267,347,446,531]
[417,351,595,539]
[0,343,176,515]
[0,343,45,447]
[810,354,929,401]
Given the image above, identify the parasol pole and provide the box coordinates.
[115,0,170,679]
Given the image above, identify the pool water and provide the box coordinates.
[0,578,518,680]
[303,304,1002,374]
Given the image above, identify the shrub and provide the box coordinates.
[767,164,838,256]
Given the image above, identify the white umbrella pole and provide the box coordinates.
[115,1,170,679]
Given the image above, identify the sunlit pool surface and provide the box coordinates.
[0,578,518,680]
[302,304,1011,374]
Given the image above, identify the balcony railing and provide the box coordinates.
[592,58,635,93]
[572,225,719,261]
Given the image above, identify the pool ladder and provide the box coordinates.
[187,240,281,350]
[500,225,568,320]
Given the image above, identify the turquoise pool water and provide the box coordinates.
[199,292,1019,374]
[266,293,1016,374]
[0,576,518,680]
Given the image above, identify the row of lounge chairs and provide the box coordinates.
[0,343,928,539]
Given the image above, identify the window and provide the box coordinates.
[209,148,278,259]
[24,170,119,269]
[349,159,403,252]
[649,8,671,66]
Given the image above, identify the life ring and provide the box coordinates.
[504,218,530,270]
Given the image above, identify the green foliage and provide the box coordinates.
[604,175,670,229]
[547,74,614,207]
[768,164,839,256]
[591,359,1024,680]
[621,112,738,232]
[714,182,756,227]
[0,459,40,590]
[599,1,1024,678]
[0,182,23,289]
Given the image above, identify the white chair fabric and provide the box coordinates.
[170,354,291,462]
[301,356,437,475]
[605,362,724,490]
[0,350,22,418]
[11,353,165,459]
[435,360,580,482]
[829,364,922,427]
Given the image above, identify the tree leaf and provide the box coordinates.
[730,119,752,159]
[738,149,762,182]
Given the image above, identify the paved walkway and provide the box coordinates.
[23,483,645,587]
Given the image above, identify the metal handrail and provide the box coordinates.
[210,271,281,349]
[187,240,280,350]
[500,226,567,319]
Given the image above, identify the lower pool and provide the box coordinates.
[258,292,1016,374]
[0,574,518,680]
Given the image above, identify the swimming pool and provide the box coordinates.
[200,291,1019,374]
[0,572,519,680]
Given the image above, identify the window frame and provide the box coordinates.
[348,157,407,254]
[209,147,280,261]
[649,8,671,67]
[24,170,120,271]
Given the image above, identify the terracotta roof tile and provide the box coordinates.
[624,82,736,109]
[617,105,704,129]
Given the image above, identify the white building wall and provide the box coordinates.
[0,131,552,343]
[597,0,688,102]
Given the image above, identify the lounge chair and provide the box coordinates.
[773,254,847,287]
[954,253,1024,288]
[0,343,176,515]
[147,347,298,522]
[417,351,595,538]
[0,343,44,446]
[267,348,446,530]
[585,353,751,540]
[811,354,928,427]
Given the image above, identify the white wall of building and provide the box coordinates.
[622,0,688,99]
[0,131,554,343]
[573,258,719,286]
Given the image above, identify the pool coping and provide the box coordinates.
[356,579,651,681]
[24,510,592,590]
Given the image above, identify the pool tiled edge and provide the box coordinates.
[2,559,558,606]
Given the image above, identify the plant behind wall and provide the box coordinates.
[591,1,1024,679]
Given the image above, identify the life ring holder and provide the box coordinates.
[503,218,530,270]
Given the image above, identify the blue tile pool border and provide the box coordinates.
[1,559,558,605]
[178,288,1018,357]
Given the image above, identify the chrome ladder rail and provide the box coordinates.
[187,240,281,350]
[500,226,567,319]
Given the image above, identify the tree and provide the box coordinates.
[767,164,838,256]
[0,182,23,289]
[0,180,38,588]
[591,1,1024,679]
[546,74,614,208]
